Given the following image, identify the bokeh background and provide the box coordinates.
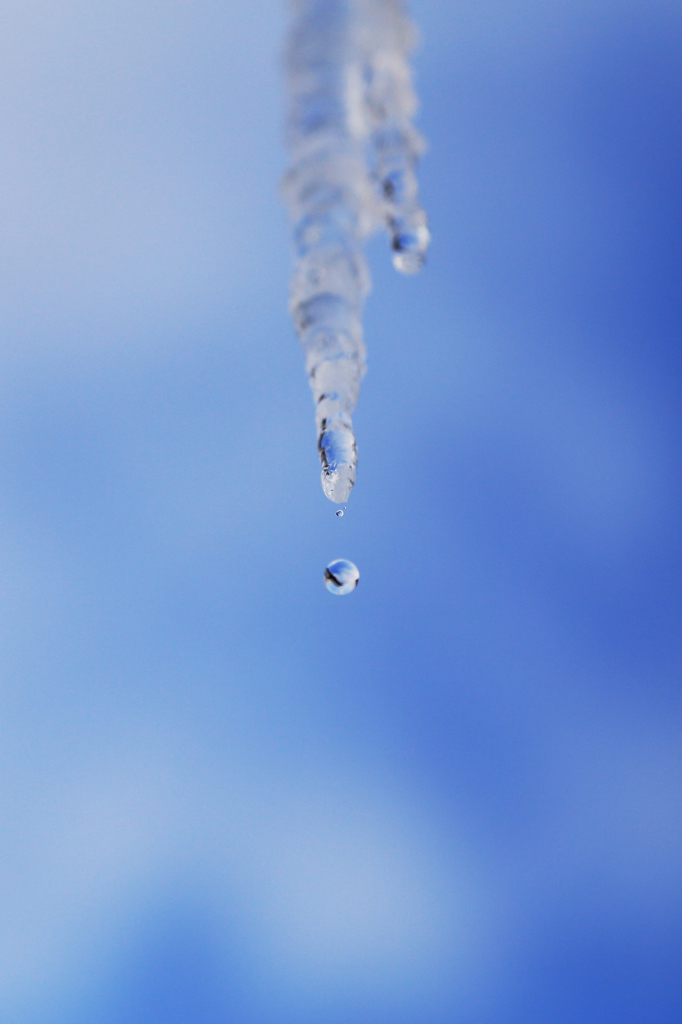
[1,1,681,1021]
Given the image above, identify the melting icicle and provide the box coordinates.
[284,0,428,502]
[324,558,360,594]
[360,0,431,272]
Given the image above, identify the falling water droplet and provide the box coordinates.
[324,559,359,595]
[335,509,344,517]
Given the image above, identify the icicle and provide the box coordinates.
[359,0,430,272]
[283,0,428,501]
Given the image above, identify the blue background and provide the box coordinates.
[0,1,680,1021]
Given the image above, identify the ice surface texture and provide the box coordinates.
[283,0,429,502]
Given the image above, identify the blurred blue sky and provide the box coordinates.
[0,1,681,1021]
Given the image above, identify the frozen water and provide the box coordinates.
[284,0,428,501]
[360,2,431,272]
[324,558,360,594]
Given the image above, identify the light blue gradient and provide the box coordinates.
[0,2,680,1022]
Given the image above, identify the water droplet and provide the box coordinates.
[324,558,359,595]
[318,420,358,502]
[335,509,344,517]
[391,218,430,274]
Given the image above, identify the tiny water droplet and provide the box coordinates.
[391,219,430,275]
[335,509,344,517]
[324,558,359,595]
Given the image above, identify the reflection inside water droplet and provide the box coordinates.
[324,558,359,595]
[335,509,344,517]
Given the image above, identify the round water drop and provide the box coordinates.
[335,509,344,517]
[324,558,359,595]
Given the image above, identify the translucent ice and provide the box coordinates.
[284,0,428,501]
[324,558,360,594]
